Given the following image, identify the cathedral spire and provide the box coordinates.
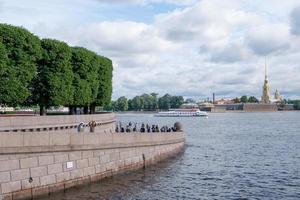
[261,57,271,103]
[265,56,267,80]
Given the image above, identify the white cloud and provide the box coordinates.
[246,24,291,55]
[1,0,300,99]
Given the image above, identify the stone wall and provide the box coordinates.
[243,103,278,112]
[0,114,185,200]
[0,113,116,133]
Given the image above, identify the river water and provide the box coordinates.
[39,112,300,200]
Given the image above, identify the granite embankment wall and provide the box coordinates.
[0,113,185,200]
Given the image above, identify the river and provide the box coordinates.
[38,112,300,199]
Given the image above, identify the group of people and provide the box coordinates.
[115,122,178,133]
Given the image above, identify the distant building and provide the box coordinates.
[215,99,235,105]
[198,102,214,111]
[180,103,199,109]
[274,89,283,102]
[207,59,293,112]
[261,59,271,103]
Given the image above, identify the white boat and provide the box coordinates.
[154,109,208,117]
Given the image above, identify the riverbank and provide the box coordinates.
[0,113,185,200]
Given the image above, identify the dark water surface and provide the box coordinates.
[39,112,300,200]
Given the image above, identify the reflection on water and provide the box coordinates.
[38,112,300,199]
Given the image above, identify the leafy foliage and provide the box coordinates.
[0,24,41,106]
[0,23,113,114]
[115,96,128,111]
[109,93,184,111]
[240,95,248,103]
[71,47,97,106]
[34,39,74,110]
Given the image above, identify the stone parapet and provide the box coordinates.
[0,114,185,200]
[0,113,115,133]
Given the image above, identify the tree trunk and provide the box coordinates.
[39,105,46,116]
[83,106,89,114]
[69,106,75,115]
[89,105,95,114]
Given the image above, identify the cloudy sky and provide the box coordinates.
[1,0,300,100]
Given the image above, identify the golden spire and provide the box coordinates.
[265,56,267,80]
[261,57,271,103]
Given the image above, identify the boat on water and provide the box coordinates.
[154,109,208,117]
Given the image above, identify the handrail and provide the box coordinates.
[0,119,116,133]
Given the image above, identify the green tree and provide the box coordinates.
[130,96,142,111]
[70,47,99,114]
[158,94,172,110]
[170,96,184,108]
[90,56,113,113]
[240,95,248,103]
[248,96,259,103]
[0,24,41,106]
[34,39,74,115]
[116,96,128,111]
[140,93,155,110]
[0,41,10,105]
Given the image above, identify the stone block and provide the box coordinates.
[109,152,119,161]
[125,158,132,166]
[30,166,47,178]
[120,151,129,159]
[95,165,106,174]
[11,169,30,181]
[40,175,56,186]
[70,134,83,145]
[70,169,83,179]
[106,162,115,171]
[21,177,40,189]
[100,154,110,164]
[0,133,23,148]
[93,150,104,157]
[0,160,19,172]
[76,159,88,169]
[1,181,21,194]
[50,133,70,146]
[0,172,10,183]
[82,151,93,159]
[69,152,81,161]
[38,155,54,166]
[88,157,99,166]
[83,167,95,176]
[23,133,49,147]
[20,157,38,169]
[83,134,99,145]
[54,154,68,163]
[56,172,70,183]
[47,163,63,175]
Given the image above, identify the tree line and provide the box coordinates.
[106,93,184,111]
[287,100,300,110]
[233,95,259,103]
[0,23,112,115]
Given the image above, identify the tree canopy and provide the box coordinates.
[0,24,41,106]
[33,39,74,114]
[0,23,113,115]
[109,93,184,111]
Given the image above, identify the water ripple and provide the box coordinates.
[38,112,300,200]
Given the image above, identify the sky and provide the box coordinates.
[1,0,300,100]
